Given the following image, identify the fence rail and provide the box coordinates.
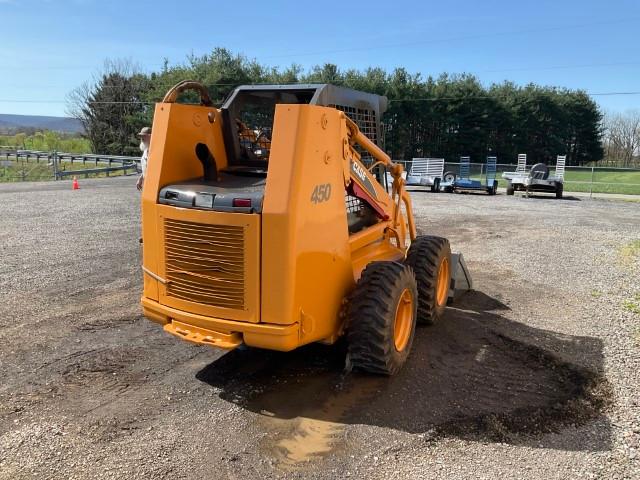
[0,147,140,181]
[1,149,639,195]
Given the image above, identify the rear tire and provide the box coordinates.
[430,178,441,193]
[443,171,456,183]
[404,236,452,325]
[556,182,563,199]
[506,183,515,195]
[346,262,418,375]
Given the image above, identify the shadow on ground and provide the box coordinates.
[196,290,611,457]
[405,188,583,201]
[514,193,581,201]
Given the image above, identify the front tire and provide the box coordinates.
[556,182,563,199]
[346,262,418,375]
[405,236,452,325]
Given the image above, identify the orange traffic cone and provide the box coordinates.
[72,176,80,190]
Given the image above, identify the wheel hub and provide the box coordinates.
[394,288,414,352]
[436,257,450,306]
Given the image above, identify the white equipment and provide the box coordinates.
[405,157,445,192]
[502,153,527,181]
[503,155,566,199]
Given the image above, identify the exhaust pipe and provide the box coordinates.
[195,143,218,182]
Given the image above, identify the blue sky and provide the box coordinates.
[1,0,639,117]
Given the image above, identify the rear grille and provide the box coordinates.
[164,219,245,310]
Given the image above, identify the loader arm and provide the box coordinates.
[342,114,417,244]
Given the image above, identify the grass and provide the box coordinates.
[562,168,640,195]
[466,167,640,196]
[0,133,91,153]
[0,160,135,183]
[622,297,640,315]
[619,240,640,263]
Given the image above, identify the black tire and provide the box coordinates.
[444,186,454,193]
[443,171,456,183]
[556,182,563,199]
[404,236,452,325]
[530,163,549,180]
[430,178,441,193]
[346,262,418,375]
[492,180,498,195]
[506,183,515,195]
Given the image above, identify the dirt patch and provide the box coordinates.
[1,178,637,479]
[197,291,612,467]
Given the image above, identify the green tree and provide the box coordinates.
[67,60,152,155]
[65,48,605,164]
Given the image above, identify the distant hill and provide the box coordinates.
[0,114,84,134]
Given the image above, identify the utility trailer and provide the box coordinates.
[501,153,528,179]
[441,156,498,195]
[503,155,566,199]
[405,157,445,192]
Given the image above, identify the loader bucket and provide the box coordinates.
[447,253,473,303]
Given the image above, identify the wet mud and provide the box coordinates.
[196,291,612,467]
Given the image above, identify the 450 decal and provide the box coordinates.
[311,183,332,204]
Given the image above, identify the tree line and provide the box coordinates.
[67,49,605,165]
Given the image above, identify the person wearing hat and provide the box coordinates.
[136,127,151,191]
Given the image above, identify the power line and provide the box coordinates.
[4,59,640,91]
[590,91,640,96]
[389,91,640,102]
[2,91,640,105]
[0,100,152,104]
[2,81,247,89]
[478,61,640,74]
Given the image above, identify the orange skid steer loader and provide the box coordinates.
[140,81,471,375]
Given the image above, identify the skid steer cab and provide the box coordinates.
[140,81,471,375]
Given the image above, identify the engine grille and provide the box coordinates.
[164,218,245,310]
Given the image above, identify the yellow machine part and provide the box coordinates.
[141,102,411,351]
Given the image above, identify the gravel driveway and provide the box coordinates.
[0,177,638,479]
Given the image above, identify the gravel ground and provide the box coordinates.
[0,177,638,479]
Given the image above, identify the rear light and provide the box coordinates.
[232,198,252,208]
